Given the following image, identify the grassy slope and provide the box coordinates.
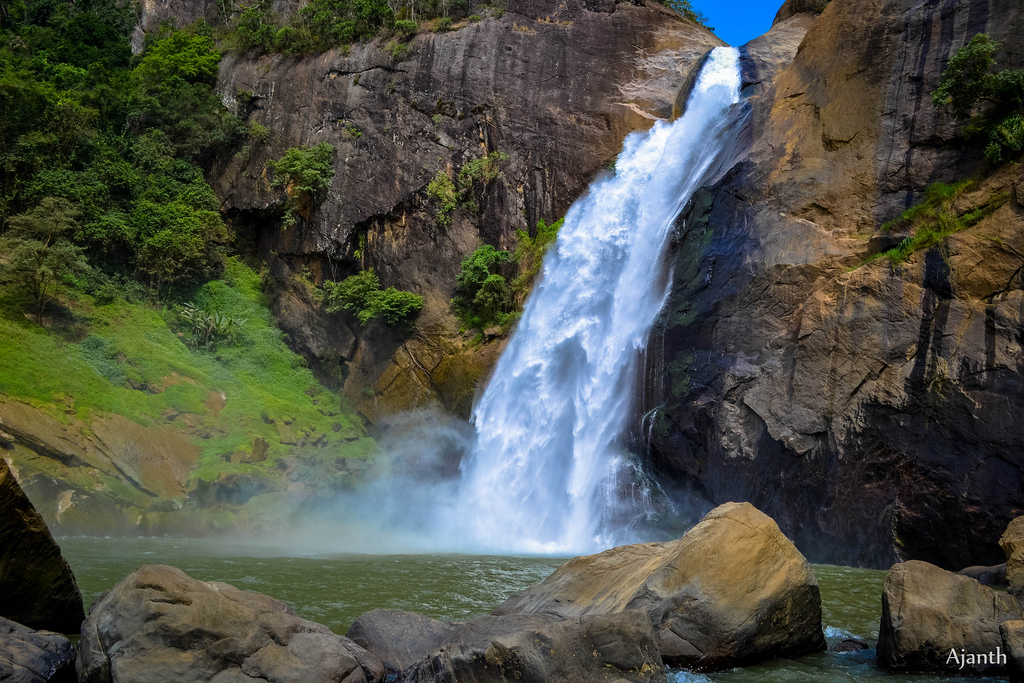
[0,258,374,494]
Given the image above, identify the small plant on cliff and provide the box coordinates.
[179,302,247,350]
[933,33,1024,164]
[267,143,336,228]
[427,170,458,225]
[451,245,516,330]
[512,217,562,301]
[322,270,424,326]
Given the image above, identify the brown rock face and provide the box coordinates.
[496,502,825,670]
[0,458,84,634]
[77,564,385,683]
[1002,517,1024,598]
[877,560,1021,674]
[648,0,1024,569]
[1002,620,1024,683]
[205,0,721,418]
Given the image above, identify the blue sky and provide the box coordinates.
[696,1,780,46]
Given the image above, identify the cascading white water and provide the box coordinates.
[451,47,743,554]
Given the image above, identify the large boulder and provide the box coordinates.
[877,560,1022,674]
[1001,620,1024,683]
[77,565,384,683]
[1001,516,1024,598]
[958,563,1008,588]
[496,502,825,670]
[0,617,76,683]
[0,458,84,633]
[401,612,664,683]
[347,609,453,672]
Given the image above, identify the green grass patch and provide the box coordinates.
[0,258,373,484]
[861,180,1006,267]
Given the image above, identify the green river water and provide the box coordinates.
[59,537,1004,683]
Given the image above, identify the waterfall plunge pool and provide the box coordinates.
[60,536,1000,683]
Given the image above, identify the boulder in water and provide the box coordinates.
[77,565,384,683]
[0,457,84,633]
[0,616,77,683]
[496,501,825,670]
[877,560,1021,674]
[347,609,453,672]
[401,611,664,683]
[1002,517,1024,598]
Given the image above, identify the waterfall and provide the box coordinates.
[450,47,743,554]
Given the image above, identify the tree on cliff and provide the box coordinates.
[0,198,89,324]
[933,33,1024,164]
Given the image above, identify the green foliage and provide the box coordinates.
[513,216,562,296]
[653,0,713,31]
[427,170,458,225]
[249,121,270,143]
[322,269,423,327]
[436,16,452,31]
[268,143,336,195]
[394,19,418,35]
[427,151,508,225]
[868,180,1005,266]
[451,244,516,329]
[0,197,89,323]
[135,31,222,90]
[267,143,335,227]
[179,301,246,350]
[932,33,1024,164]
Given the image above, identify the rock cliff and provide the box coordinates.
[648,0,1024,568]
[204,0,722,420]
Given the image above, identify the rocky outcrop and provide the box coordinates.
[77,564,385,683]
[401,612,664,683]
[648,0,1024,569]
[0,458,83,634]
[1002,516,1024,598]
[203,0,722,419]
[496,502,825,670]
[877,560,1021,674]
[347,609,453,672]
[0,617,77,683]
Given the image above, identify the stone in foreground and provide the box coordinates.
[347,609,453,672]
[401,611,664,683]
[877,560,1021,674]
[0,616,76,683]
[0,458,84,633]
[1002,517,1024,598]
[496,501,825,670]
[77,565,384,683]
[1001,620,1024,683]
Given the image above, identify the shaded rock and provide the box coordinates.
[1002,517,1024,598]
[773,0,830,24]
[877,560,1021,673]
[497,502,825,670]
[1001,620,1024,683]
[0,617,76,683]
[402,611,664,683]
[347,609,453,672]
[831,639,870,653]
[77,564,384,683]
[0,458,84,633]
[958,563,1008,588]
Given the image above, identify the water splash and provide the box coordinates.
[450,47,744,554]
